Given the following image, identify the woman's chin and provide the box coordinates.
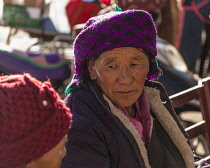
[113,99,136,108]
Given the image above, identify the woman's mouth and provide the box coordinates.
[115,90,134,95]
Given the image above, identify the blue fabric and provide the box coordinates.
[82,0,95,2]
[0,50,71,80]
[178,0,210,70]
[42,17,57,32]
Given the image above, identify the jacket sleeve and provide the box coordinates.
[61,112,111,168]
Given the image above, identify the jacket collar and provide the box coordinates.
[104,86,194,168]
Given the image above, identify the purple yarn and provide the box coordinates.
[68,10,162,92]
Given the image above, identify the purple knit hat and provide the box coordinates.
[65,10,161,94]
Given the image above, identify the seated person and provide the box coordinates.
[0,73,72,168]
[61,9,210,168]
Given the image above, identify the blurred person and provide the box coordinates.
[0,73,72,168]
[65,0,110,30]
[175,0,210,71]
[157,0,180,45]
[61,10,210,168]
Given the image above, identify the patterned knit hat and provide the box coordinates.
[0,73,72,168]
[65,9,162,94]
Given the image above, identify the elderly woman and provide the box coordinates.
[0,73,72,168]
[61,10,208,168]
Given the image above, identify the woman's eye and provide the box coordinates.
[131,64,138,67]
[108,65,116,68]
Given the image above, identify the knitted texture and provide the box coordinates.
[0,73,72,168]
[66,10,161,94]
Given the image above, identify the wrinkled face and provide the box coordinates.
[88,47,149,110]
[26,136,67,168]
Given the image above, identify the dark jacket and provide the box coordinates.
[61,81,195,168]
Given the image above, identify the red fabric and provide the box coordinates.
[66,0,102,30]
[0,73,72,168]
[99,0,110,6]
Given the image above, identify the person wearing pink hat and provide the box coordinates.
[0,73,72,168]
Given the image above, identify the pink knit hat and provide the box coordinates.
[0,73,72,168]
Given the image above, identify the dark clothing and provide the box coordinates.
[148,114,185,168]
[61,81,195,168]
[176,0,210,70]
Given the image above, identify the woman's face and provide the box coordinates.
[88,47,149,109]
[26,136,67,168]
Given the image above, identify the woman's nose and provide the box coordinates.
[117,67,133,84]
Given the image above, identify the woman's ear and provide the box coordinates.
[88,60,95,76]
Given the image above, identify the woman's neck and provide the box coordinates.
[125,106,136,118]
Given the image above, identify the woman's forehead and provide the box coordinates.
[102,47,143,53]
[99,47,146,60]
